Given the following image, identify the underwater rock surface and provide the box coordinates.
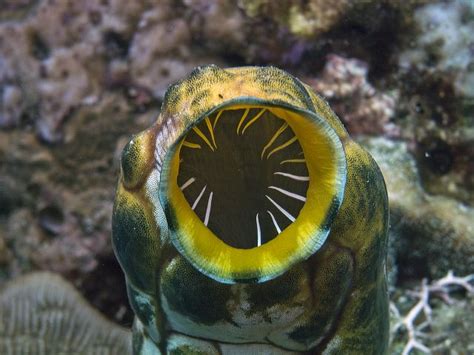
[0,272,131,354]
[363,138,474,280]
[304,55,398,137]
[397,0,474,206]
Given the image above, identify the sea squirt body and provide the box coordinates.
[112,65,389,354]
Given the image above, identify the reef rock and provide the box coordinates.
[397,0,474,205]
[363,137,474,280]
[305,55,399,137]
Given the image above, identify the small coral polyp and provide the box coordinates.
[177,106,309,249]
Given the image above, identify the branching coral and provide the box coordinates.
[390,271,474,354]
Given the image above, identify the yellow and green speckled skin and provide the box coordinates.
[112,65,389,354]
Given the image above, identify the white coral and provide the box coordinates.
[390,271,474,355]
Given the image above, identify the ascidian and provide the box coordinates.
[112,65,389,354]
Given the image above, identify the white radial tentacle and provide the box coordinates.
[204,192,213,226]
[267,136,298,159]
[280,158,306,165]
[268,186,306,202]
[192,185,207,210]
[182,140,202,149]
[205,117,217,149]
[241,109,267,134]
[267,210,282,234]
[274,172,310,181]
[213,110,224,128]
[180,177,196,191]
[265,195,296,222]
[261,123,288,159]
[256,213,262,247]
[236,108,250,135]
[192,127,214,151]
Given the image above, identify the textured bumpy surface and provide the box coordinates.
[112,66,389,354]
[0,272,132,354]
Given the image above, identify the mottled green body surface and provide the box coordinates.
[112,66,389,354]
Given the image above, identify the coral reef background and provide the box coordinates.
[0,0,473,353]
